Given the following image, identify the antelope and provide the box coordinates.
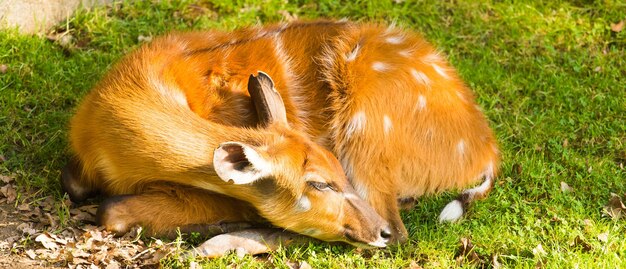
[63,19,499,252]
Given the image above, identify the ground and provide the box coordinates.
[0,0,625,268]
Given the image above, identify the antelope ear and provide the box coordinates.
[213,142,272,185]
[248,71,289,127]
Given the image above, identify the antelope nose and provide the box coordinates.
[380,226,392,241]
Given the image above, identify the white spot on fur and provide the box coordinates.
[295,195,311,212]
[439,200,464,222]
[457,139,466,155]
[346,44,361,62]
[457,91,466,102]
[368,236,388,248]
[385,36,404,44]
[383,115,393,134]
[151,79,188,107]
[410,68,431,87]
[422,53,443,63]
[352,180,368,200]
[344,193,361,201]
[399,50,412,58]
[346,111,367,138]
[372,62,389,72]
[432,64,450,79]
[417,95,427,111]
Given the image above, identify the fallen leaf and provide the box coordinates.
[571,236,592,252]
[532,244,546,256]
[492,254,501,269]
[603,193,626,219]
[455,237,482,266]
[0,174,13,183]
[17,203,31,211]
[408,260,423,269]
[299,261,312,269]
[611,20,624,32]
[597,232,608,243]
[560,182,574,193]
[25,249,37,259]
[16,222,38,235]
[105,261,120,269]
[35,233,59,250]
[0,184,17,202]
[138,35,153,43]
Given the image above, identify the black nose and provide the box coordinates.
[380,226,392,240]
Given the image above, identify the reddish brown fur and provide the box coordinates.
[67,20,499,244]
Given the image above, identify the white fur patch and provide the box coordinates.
[399,50,413,58]
[417,95,427,111]
[352,180,369,200]
[383,115,393,134]
[372,62,389,72]
[385,36,404,44]
[346,44,361,62]
[344,193,361,201]
[368,236,388,248]
[151,79,188,107]
[432,64,450,79]
[346,111,367,138]
[422,53,443,63]
[295,195,311,212]
[410,68,431,87]
[439,199,464,222]
[456,91,466,102]
[457,139,466,155]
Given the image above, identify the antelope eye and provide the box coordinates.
[307,181,332,191]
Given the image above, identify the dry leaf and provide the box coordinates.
[560,182,574,193]
[138,35,153,43]
[299,261,312,269]
[17,222,38,235]
[611,20,624,32]
[532,244,546,256]
[35,233,59,250]
[571,236,592,252]
[25,249,37,259]
[17,203,31,211]
[0,184,17,202]
[0,174,14,183]
[408,260,423,269]
[455,237,482,266]
[492,254,501,269]
[597,232,609,243]
[603,193,626,219]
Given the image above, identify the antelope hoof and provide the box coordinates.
[61,158,94,203]
[96,195,135,236]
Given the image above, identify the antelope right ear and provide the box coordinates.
[213,142,273,185]
[248,71,289,127]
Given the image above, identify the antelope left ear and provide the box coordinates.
[213,142,273,185]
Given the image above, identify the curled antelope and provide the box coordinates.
[63,19,499,254]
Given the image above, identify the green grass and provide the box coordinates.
[1,0,625,267]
